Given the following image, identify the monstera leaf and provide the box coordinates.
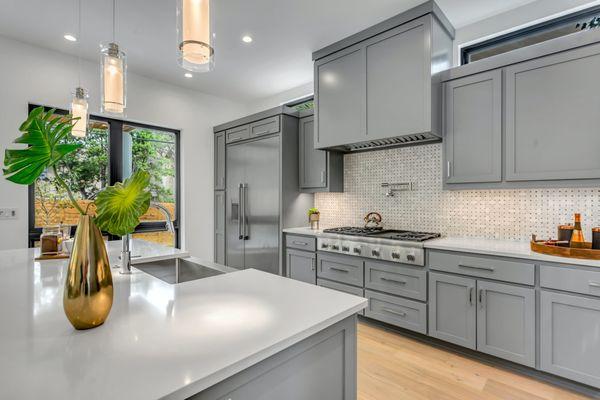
[94,170,151,236]
[3,107,81,185]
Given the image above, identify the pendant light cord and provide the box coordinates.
[77,0,82,87]
[112,0,116,42]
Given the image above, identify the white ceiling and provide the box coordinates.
[0,0,537,103]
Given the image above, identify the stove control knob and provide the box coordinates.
[321,243,329,249]
[331,245,340,251]
[342,246,350,252]
[371,249,380,257]
[391,252,401,259]
[353,247,362,255]
[406,254,416,262]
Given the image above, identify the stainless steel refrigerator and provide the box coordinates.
[226,136,281,274]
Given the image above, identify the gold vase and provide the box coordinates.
[63,215,113,330]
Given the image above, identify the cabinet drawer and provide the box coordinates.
[249,116,280,138]
[428,250,534,285]
[318,279,365,316]
[365,260,426,301]
[226,125,250,143]
[365,290,427,334]
[540,265,600,297]
[317,253,364,287]
[285,234,316,252]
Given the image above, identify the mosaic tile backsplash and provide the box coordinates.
[314,143,600,241]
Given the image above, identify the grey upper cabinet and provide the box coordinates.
[287,249,317,285]
[214,131,226,190]
[366,18,430,139]
[314,46,366,149]
[429,272,476,349]
[214,191,225,264]
[444,70,502,184]
[505,43,600,181]
[476,281,535,367]
[299,115,344,192]
[313,4,454,151]
[540,290,600,387]
[249,115,280,138]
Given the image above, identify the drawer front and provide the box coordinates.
[226,125,250,143]
[318,279,364,315]
[428,250,534,285]
[250,116,280,138]
[285,234,316,252]
[365,290,427,334]
[365,260,426,301]
[317,253,364,287]
[540,265,600,297]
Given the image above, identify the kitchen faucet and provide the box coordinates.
[120,202,175,274]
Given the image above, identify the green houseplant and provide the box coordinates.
[3,107,151,329]
[308,207,320,230]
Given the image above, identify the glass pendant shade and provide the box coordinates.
[71,87,89,138]
[100,42,126,114]
[177,0,215,72]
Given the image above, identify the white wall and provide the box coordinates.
[0,35,248,256]
[247,82,314,113]
[453,0,600,64]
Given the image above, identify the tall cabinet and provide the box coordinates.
[214,131,226,264]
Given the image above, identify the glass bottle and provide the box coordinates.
[40,225,61,255]
[570,213,585,248]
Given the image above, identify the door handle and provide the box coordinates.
[320,170,326,184]
[447,161,451,178]
[292,241,308,246]
[242,183,249,240]
[330,267,349,273]
[381,308,406,318]
[311,258,316,271]
[458,264,494,272]
[380,276,407,285]
[238,184,243,240]
[468,287,474,306]
[479,289,485,308]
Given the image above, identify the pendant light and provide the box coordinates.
[101,0,126,115]
[70,0,89,137]
[177,0,215,72]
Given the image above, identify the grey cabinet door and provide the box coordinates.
[214,191,225,264]
[299,116,327,189]
[505,43,600,181]
[540,291,600,387]
[444,70,502,183]
[287,249,316,285]
[366,17,430,139]
[214,131,226,190]
[315,44,366,149]
[476,281,535,367]
[429,272,476,349]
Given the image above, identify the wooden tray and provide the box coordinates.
[530,240,600,260]
[35,253,70,261]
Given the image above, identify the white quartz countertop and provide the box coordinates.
[425,237,600,268]
[283,227,600,268]
[0,240,366,400]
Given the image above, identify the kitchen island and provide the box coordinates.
[0,240,367,400]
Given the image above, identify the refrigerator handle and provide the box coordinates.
[238,183,243,240]
[243,183,249,240]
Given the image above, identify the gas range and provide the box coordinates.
[318,227,441,266]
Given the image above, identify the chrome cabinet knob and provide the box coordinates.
[342,246,350,252]
[321,243,329,249]
[391,252,400,259]
[331,245,339,251]
[372,249,380,257]
[406,254,416,262]
[353,247,361,255]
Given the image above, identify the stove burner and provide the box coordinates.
[322,227,440,242]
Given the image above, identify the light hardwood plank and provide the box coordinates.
[357,321,594,400]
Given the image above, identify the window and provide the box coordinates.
[286,96,314,112]
[461,5,600,64]
[28,104,180,248]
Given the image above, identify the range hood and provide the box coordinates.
[342,132,441,152]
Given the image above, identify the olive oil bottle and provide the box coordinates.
[570,213,586,248]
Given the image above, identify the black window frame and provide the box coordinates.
[461,4,600,65]
[27,103,181,248]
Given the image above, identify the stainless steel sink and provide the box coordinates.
[133,257,235,284]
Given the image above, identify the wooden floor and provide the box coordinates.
[357,321,593,400]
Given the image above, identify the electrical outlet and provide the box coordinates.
[0,208,17,220]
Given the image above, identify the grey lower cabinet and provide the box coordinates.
[192,315,357,400]
[286,249,317,285]
[505,43,600,181]
[540,290,600,387]
[429,272,477,349]
[429,272,535,366]
[214,131,226,190]
[444,70,502,184]
[214,191,225,264]
[299,115,343,192]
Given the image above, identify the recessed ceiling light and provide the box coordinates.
[184,73,193,78]
[64,34,77,42]
[242,35,253,43]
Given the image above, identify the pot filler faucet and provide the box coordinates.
[120,202,175,274]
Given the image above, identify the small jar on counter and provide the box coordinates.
[40,225,61,255]
[592,228,600,250]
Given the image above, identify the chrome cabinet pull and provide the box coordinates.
[381,276,407,285]
[330,267,349,273]
[292,241,308,246]
[447,161,451,178]
[479,289,485,308]
[458,264,494,272]
[242,183,249,240]
[237,184,243,240]
[468,287,474,306]
[320,170,326,184]
[589,281,600,288]
[311,258,316,271]
[382,308,406,317]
